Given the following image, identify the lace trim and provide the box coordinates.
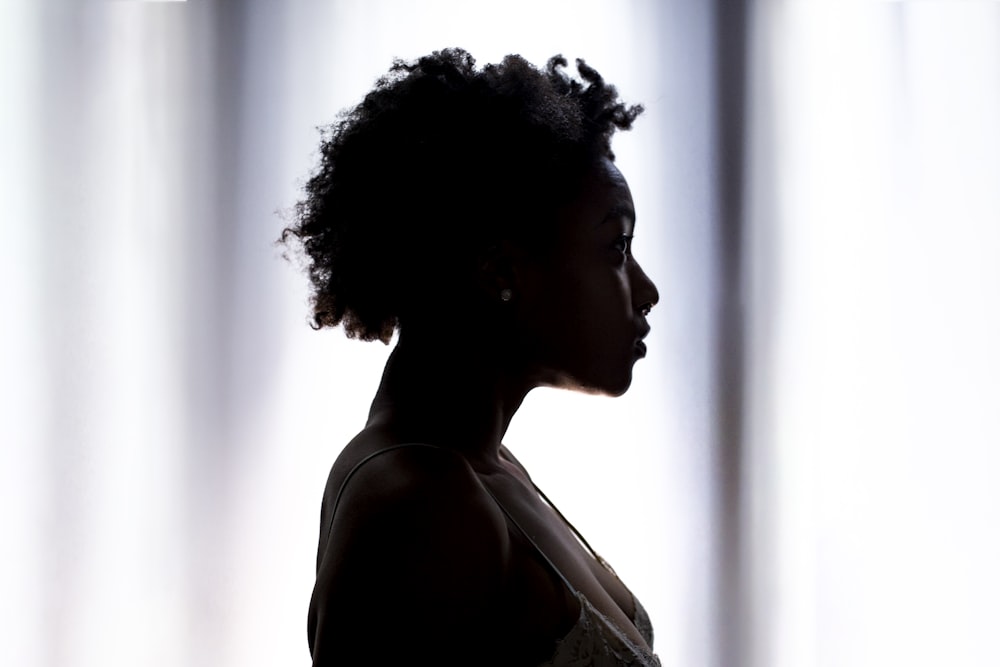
[631,593,655,650]
[538,592,661,667]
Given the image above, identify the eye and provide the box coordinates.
[612,234,634,256]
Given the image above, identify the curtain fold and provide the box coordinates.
[3,3,715,666]
[17,3,997,666]
[744,2,1000,666]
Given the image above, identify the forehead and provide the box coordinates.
[555,157,635,231]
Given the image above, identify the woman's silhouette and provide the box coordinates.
[282,48,660,666]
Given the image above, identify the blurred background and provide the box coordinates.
[1,1,997,666]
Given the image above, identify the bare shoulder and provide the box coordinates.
[324,441,509,553]
[309,439,513,664]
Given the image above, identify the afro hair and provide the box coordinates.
[281,48,642,342]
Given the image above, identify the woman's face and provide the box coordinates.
[514,157,659,396]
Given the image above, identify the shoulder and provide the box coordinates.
[325,441,508,546]
[322,440,511,567]
[309,442,513,663]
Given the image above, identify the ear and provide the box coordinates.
[477,240,526,301]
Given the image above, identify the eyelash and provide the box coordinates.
[613,234,634,255]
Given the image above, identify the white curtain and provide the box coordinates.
[744,2,1000,666]
[2,2,717,666]
[10,2,995,666]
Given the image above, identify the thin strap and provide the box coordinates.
[477,483,581,597]
[324,443,449,543]
[530,482,619,577]
[499,449,618,577]
[323,443,595,597]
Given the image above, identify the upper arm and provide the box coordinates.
[308,447,511,666]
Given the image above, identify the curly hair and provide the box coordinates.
[281,48,642,342]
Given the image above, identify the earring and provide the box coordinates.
[500,288,513,302]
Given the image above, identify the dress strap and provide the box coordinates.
[324,443,450,545]
[529,482,619,577]
[476,482,581,597]
[499,449,618,577]
[324,443,588,598]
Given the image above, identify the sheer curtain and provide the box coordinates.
[12,2,993,667]
[744,2,1000,666]
[2,2,718,666]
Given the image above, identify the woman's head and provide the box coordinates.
[282,48,645,347]
[511,155,658,396]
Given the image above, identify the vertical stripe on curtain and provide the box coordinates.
[745,2,1000,666]
[3,2,725,666]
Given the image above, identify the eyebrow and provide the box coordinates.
[599,204,636,226]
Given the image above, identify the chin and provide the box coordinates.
[537,358,636,397]
[559,372,634,398]
[602,378,633,398]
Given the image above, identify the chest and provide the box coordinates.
[482,471,650,653]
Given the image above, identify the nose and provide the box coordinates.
[632,261,659,316]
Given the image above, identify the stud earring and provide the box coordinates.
[500,288,513,302]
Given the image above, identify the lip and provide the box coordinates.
[634,340,647,358]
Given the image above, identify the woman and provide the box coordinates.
[283,48,661,666]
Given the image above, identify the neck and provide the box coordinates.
[365,331,533,468]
